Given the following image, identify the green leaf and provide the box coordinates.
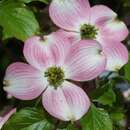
[110,110,125,121]
[97,86,116,106]
[80,105,113,130]
[2,107,54,130]
[18,0,50,4]
[91,82,116,106]
[124,53,130,82]
[0,0,40,41]
[110,108,126,130]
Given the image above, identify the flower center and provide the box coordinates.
[80,24,98,39]
[44,66,65,89]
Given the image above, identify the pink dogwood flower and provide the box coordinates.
[0,108,16,129]
[3,32,109,121]
[49,0,129,71]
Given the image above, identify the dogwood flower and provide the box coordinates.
[0,108,16,129]
[49,0,129,71]
[3,32,109,121]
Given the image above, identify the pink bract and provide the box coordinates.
[49,0,129,71]
[3,32,108,121]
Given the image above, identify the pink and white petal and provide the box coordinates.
[49,0,91,31]
[0,108,16,129]
[90,5,117,25]
[57,29,81,44]
[62,82,90,120]
[24,32,71,70]
[24,36,54,70]
[102,41,128,71]
[46,32,72,66]
[42,81,90,121]
[99,20,129,42]
[42,86,71,121]
[65,40,106,81]
[4,62,46,100]
[0,117,2,122]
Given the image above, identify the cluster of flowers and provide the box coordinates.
[2,0,129,124]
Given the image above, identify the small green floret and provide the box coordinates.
[44,66,65,89]
[80,24,98,39]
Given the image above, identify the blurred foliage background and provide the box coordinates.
[0,0,130,129]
